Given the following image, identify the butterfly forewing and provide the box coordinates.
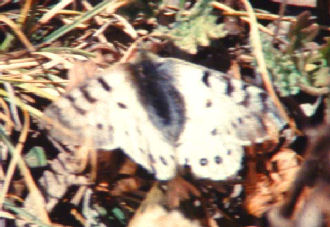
[42,63,177,180]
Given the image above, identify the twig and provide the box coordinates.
[17,0,32,26]
[211,2,289,45]
[39,0,74,24]
[297,83,330,96]
[3,82,22,130]
[0,97,14,133]
[240,0,294,130]
[272,0,287,44]
[0,15,35,52]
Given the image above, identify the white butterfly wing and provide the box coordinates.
[42,64,177,180]
[43,55,288,182]
[154,58,287,180]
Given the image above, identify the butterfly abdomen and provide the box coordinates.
[130,59,186,143]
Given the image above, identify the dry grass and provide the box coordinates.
[0,0,329,226]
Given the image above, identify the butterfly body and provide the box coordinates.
[42,53,288,181]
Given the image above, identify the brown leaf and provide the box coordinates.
[244,148,300,217]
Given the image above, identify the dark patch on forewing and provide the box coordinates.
[129,58,185,144]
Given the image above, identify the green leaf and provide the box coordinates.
[157,0,227,54]
[24,146,48,168]
[262,33,308,96]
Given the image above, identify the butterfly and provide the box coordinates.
[41,52,289,181]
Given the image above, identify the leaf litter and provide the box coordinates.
[0,0,329,226]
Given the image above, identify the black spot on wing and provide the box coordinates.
[200,158,208,166]
[202,70,211,87]
[79,84,97,103]
[206,99,212,107]
[239,84,250,107]
[148,154,156,164]
[117,102,127,109]
[215,156,223,164]
[223,77,234,96]
[65,95,86,115]
[97,77,112,91]
[238,118,243,124]
[65,94,75,103]
[160,156,168,166]
[97,123,103,129]
[211,129,217,135]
